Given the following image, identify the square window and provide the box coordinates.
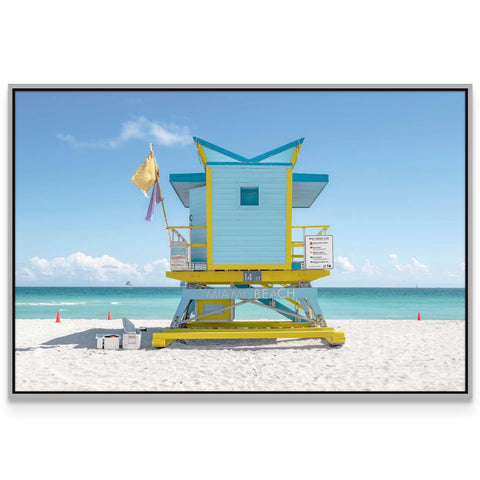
[240,187,259,206]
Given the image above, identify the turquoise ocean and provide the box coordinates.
[15,287,465,321]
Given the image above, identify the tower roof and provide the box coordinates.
[193,137,305,168]
[169,137,328,208]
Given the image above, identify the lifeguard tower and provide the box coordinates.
[152,137,345,347]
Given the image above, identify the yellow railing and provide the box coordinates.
[292,225,329,233]
[291,225,330,266]
[167,226,207,247]
[167,225,329,269]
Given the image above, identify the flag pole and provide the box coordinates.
[150,143,171,244]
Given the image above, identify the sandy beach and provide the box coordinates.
[14,319,466,392]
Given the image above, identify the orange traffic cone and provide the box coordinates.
[56,312,61,323]
[417,312,421,321]
[107,311,112,320]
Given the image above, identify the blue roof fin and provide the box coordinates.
[249,138,304,162]
[193,137,248,162]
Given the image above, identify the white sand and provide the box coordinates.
[14,319,466,392]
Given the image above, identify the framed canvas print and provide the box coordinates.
[10,85,470,394]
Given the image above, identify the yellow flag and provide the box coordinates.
[131,150,160,196]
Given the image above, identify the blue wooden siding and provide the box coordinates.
[210,165,288,265]
[189,186,207,263]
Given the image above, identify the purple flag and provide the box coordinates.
[145,181,162,221]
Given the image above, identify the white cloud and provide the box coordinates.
[143,263,154,274]
[149,122,191,147]
[153,258,170,269]
[361,259,382,277]
[16,252,173,286]
[336,256,355,273]
[389,254,429,273]
[57,116,191,149]
[56,134,104,149]
[460,262,465,272]
[18,266,36,281]
[389,253,398,263]
[411,257,429,272]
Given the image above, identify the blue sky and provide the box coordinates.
[15,90,466,287]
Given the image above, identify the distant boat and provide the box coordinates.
[125,281,133,288]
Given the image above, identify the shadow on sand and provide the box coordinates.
[16,328,333,352]
[35,328,157,350]
[168,338,333,352]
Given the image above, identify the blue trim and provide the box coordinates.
[170,172,206,183]
[292,173,329,183]
[193,136,304,163]
[193,137,248,162]
[249,138,304,162]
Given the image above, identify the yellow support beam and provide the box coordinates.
[166,269,330,284]
[284,297,304,310]
[185,321,320,329]
[151,338,175,348]
[286,168,292,266]
[290,143,303,167]
[196,142,208,168]
[206,168,213,267]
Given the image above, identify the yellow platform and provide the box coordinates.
[152,324,345,348]
[166,269,330,284]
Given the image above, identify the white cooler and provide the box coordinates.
[122,332,142,350]
[96,334,120,350]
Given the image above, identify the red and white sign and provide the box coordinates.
[170,242,188,271]
[305,235,334,270]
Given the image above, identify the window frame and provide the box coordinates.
[240,186,259,206]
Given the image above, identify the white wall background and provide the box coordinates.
[2,2,477,479]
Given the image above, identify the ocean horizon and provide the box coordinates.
[14,286,466,321]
